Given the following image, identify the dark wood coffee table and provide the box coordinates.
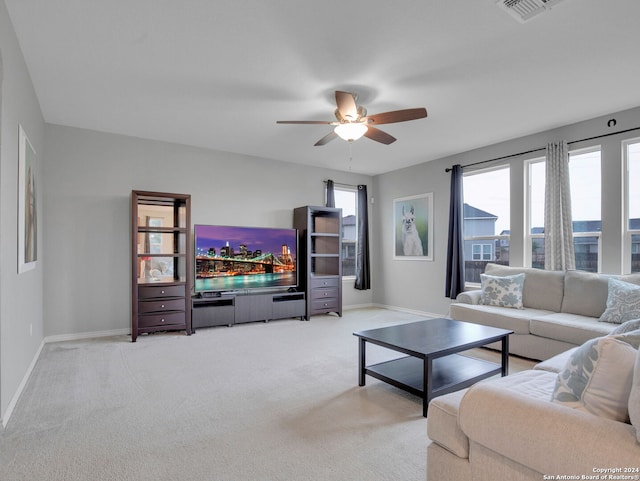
[353,318,512,417]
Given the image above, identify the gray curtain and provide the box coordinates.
[355,185,371,290]
[325,180,335,208]
[445,165,465,298]
[544,141,575,270]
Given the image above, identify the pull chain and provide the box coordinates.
[348,141,353,171]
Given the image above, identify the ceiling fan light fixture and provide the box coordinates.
[334,122,368,142]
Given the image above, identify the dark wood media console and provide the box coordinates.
[191,291,305,330]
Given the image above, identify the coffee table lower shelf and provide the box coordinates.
[364,354,503,404]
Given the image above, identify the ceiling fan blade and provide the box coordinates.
[276,120,334,125]
[364,126,396,145]
[365,108,427,125]
[314,131,338,146]
[335,91,358,120]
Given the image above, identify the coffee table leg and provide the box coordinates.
[358,337,366,386]
[423,357,432,417]
[501,335,509,376]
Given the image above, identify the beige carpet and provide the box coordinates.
[0,308,534,481]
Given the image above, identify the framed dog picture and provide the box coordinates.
[393,193,433,261]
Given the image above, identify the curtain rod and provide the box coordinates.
[323,179,359,188]
[444,125,640,173]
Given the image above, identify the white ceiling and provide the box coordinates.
[5,0,640,175]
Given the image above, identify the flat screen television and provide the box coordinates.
[194,224,297,294]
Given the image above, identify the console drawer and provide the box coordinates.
[138,298,185,314]
[138,312,185,328]
[310,277,339,289]
[139,284,185,299]
[311,298,338,311]
[311,288,339,300]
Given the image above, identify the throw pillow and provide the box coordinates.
[599,278,640,324]
[552,330,640,422]
[479,273,525,309]
[629,350,640,443]
[611,318,640,335]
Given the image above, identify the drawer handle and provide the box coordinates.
[161,318,165,323]
[323,292,328,296]
[161,290,165,294]
[161,304,165,308]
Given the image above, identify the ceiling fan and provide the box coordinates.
[277,91,428,146]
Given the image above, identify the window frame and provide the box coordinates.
[623,137,640,273]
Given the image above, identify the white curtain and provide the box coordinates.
[544,141,575,270]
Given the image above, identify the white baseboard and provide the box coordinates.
[371,303,446,319]
[343,303,375,310]
[44,328,130,344]
[2,339,45,429]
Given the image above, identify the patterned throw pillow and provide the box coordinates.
[479,273,525,309]
[599,278,640,324]
[552,329,640,422]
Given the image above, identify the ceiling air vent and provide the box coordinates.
[496,0,566,23]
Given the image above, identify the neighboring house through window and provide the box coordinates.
[333,187,357,277]
[463,166,510,284]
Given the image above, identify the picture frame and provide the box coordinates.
[18,124,37,273]
[393,193,433,261]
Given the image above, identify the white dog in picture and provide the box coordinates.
[401,205,424,256]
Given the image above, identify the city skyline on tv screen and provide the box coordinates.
[194,224,297,292]
[195,225,296,256]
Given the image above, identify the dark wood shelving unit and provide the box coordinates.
[131,190,192,341]
[294,205,343,320]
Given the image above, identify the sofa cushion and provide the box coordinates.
[599,278,640,324]
[484,264,565,312]
[611,318,640,334]
[427,388,469,458]
[529,312,614,346]
[479,273,525,309]
[561,270,610,317]
[449,303,553,335]
[534,347,579,373]
[629,350,640,442]
[552,330,640,422]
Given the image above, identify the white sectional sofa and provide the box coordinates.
[449,263,640,360]
[427,329,640,481]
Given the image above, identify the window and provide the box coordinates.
[526,158,546,268]
[472,244,492,261]
[463,166,510,283]
[625,139,640,272]
[334,188,357,277]
[526,148,601,271]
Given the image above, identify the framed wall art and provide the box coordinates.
[18,124,37,273]
[393,193,433,261]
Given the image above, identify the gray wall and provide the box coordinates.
[0,1,45,422]
[43,125,373,338]
[372,105,640,316]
